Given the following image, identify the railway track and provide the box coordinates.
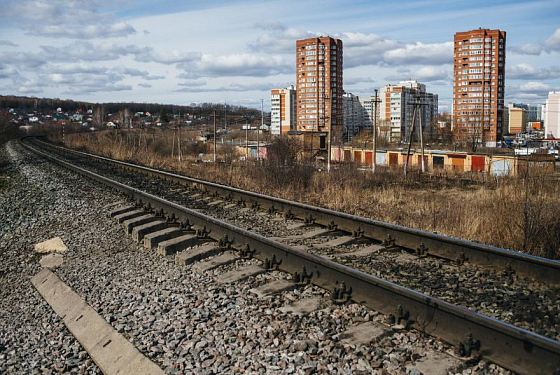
[29,138,560,285]
[21,137,560,374]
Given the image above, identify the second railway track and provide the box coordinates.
[22,137,560,374]
[29,137,560,285]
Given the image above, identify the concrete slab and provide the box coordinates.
[249,279,295,298]
[193,252,238,273]
[131,221,167,242]
[122,215,159,235]
[313,235,357,249]
[40,253,64,268]
[190,193,202,199]
[31,269,164,375]
[279,296,322,315]
[406,351,465,375]
[107,205,135,218]
[207,200,224,206]
[215,264,265,284]
[157,234,200,256]
[327,244,385,259]
[175,244,222,266]
[334,322,391,345]
[114,209,145,224]
[143,227,182,249]
[223,203,237,209]
[35,237,67,254]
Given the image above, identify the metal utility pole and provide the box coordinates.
[419,99,425,173]
[404,98,419,176]
[258,99,263,161]
[372,89,379,173]
[326,94,331,173]
[245,118,249,162]
[213,111,217,163]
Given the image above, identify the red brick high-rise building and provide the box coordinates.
[296,36,343,139]
[453,28,506,147]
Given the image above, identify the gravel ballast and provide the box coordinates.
[1,140,515,374]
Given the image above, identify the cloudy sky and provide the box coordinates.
[0,0,559,112]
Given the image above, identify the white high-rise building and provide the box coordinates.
[270,85,297,135]
[342,93,362,141]
[544,92,560,138]
[379,81,438,143]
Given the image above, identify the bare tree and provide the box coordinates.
[92,106,105,129]
[116,108,130,128]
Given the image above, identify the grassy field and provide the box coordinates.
[61,129,560,259]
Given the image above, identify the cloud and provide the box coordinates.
[0,63,20,79]
[179,53,291,77]
[176,72,202,80]
[518,81,555,93]
[0,51,47,69]
[249,23,320,53]
[384,66,451,83]
[45,63,108,75]
[112,65,165,80]
[507,63,560,80]
[545,28,560,52]
[0,40,18,47]
[40,42,150,62]
[135,50,201,64]
[344,76,375,86]
[509,44,543,55]
[339,32,402,68]
[507,81,558,102]
[2,0,136,39]
[253,20,287,31]
[32,22,135,39]
[382,42,453,66]
[19,86,43,94]
[249,24,453,68]
[63,83,132,94]
[1,61,164,95]
[175,82,278,93]
[177,80,207,87]
[138,83,152,88]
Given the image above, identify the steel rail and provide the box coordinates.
[30,138,560,285]
[21,138,560,375]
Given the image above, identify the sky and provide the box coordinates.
[0,0,559,112]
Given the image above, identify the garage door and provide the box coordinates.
[471,156,485,172]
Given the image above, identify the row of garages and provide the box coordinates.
[331,147,555,176]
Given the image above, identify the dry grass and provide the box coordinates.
[61,129,560,259]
